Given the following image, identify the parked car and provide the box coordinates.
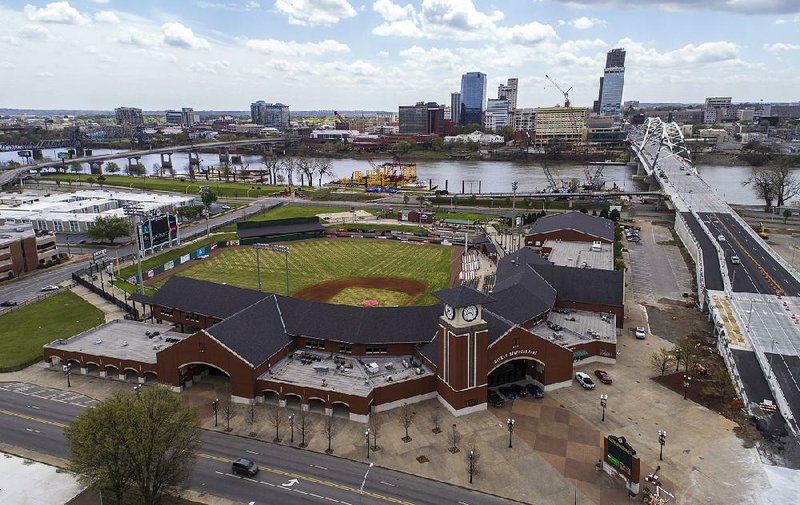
[594,370,613,384]
[717,234,726,242]
[40,285,59,292]
[498,386,517,400]
[627,236,640,243]
[488,391,505,407]
[575,372,595,390]
[509,384,528,397]
[525,383,545,399]
[0,300,17,307]
[635,327,646,339]
[231,457,259,477]
[730,255,741,265]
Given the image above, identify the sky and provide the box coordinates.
[0,0,798,111]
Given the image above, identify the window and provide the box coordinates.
[512,337,520,348]
[53,222,64,232]
[365,346,388,355]
[198,342,205,353]
[338,343,352,354]
[185,313,200,322]
[69,221,80,232]
[36,220,46,231]
[305,339,324,349]
[159,307,174,316]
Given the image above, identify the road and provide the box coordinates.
[0,386,518,505]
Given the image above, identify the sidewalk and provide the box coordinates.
[71,284,125,322]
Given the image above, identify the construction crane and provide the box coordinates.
[545,74,572,108]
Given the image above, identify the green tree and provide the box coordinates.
[105,161,121,174]
[609,208,620,221]
[200,188,218,209]
[96,175,106,188]
[784,208,793,224]
[69,162,83,174]
[86,176,96,187]
[128,163,146,177]
[599,208,609,219]
[86,215,130,244]
[176,205,204,220]
[65,386,200,505]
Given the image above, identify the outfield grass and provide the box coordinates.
[328,287,411,307]
[328,223,429,234]
[167,239,453,306]
[118,232,237,280]
[435,211,493,223]
[248,205,351,222]
[0,291,105,371]
[41,174,288,198]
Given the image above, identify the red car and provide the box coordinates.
[594,370,612,384]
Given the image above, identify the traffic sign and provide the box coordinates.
[57,152,70,160]
[92,249,107,261]
[17,150,32,157]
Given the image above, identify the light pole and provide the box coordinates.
[452,423,457,453]
[600,394,608,422]
[506,418,515,448]
[122,203,145,295]
[62,363,72,388]
[199,186,211,237]
[289,413,295,443]
[365,429,371,459]
[683,375,692,400]
[133,384,142,396]
[212,398,219,427]
[467,449,475,484]
[511,181,518,227]
[658,430,667,461]
[254,243,290,295]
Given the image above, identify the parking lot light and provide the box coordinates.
[683,375,692,400]
[62,363,72,388]
[289,413,295,443]
[600,394,608,422]
[658,430,667,461]
[212,398,219,427]
[365,429,371,459]
[507,418,515,448]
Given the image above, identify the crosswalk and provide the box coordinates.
[0,382,98,408]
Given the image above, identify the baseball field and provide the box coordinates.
[160,238,457,306]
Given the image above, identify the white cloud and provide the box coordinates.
[621,38,739,67]
[373,0,412,20]
[245,38,350,56]
[566,16,606,30]
[161,22,210,49]
[18,24,51,40]
[545,0,800,15]
[559,38,607,52]
[117,29,159,48]
[24,2,88,24]
[88,0,111,4]
[377,50,389,57]
[1,35,21,46]
[499,21,559,46]
[189,60,231,74]
[764,42,800,52]
[274,0,357,26]
[94,11,120,24]
[196,1,261,10]
[36,71,55,77]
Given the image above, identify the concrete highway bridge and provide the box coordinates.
[0,137,299,187]
[631,118,800,435]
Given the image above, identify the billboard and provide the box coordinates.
[605,435,638,481]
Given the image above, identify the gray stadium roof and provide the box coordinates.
[527,212,614,242]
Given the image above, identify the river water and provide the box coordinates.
[0,148,773,206]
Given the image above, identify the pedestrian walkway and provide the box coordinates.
[71,284,125,322]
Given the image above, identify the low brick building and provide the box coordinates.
[0,224,58,281]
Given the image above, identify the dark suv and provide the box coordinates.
[487,390,505,407]
[524,383,545,399]
[232,457,259,477]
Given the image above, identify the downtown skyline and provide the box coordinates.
[0,0,799,110]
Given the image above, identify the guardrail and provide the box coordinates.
[674,212,706,308]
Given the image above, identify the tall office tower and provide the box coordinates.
[497,78,518,111]
[181,107,195,128]
[484,98,509,132]
[450,92,461,124]
[398,102,446,134]
[598,48,626,116]
[114,107,144,126]
[250,101,290,127]
[459,72,487,126]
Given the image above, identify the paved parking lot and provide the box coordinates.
[0,382,97,408]
[627,220,694,302]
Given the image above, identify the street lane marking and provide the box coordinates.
[380,481,396,487]
[313,465,328,470]
[325,497,339,502]
[245,450,259,455]
[0,408,413,505]
[310,493,324,499]
[294,489,308,495]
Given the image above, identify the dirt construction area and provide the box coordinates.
[292,276,427,305]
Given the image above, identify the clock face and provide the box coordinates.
[463,305,478,322]
[444,304,455,320]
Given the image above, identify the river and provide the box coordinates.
[0,148,775,206]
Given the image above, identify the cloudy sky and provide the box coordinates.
[1,0,798,111]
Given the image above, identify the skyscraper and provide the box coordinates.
[497,78,518,111]
[250,101,290,127]
[450,92,461,124]
[598,48,626,116]
[484,98,509,132]
[459,72,487,126]
[398,102,445,135]
[115,107,144,126]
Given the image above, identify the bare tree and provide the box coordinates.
[296,157,315,187]
[368,415,382,451]
[280,156,295,187]
[262,154,280,185]
[673,337,699,374]
[430,406,442,434]
[399,403,415,443]
[270,404,284,442]
[248,403,256,437]
[324,413,338,454]
[314,157,335,188]
[465,445,480,484]
[744,166,777,212]
[770,158,800,208]
[222,395,233,432]
[298,410,312,448]
[650,348,674,377]
[448,423,462,454]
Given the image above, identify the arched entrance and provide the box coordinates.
[307,397,326,414]
[104,365,119,378]
[488,357,545,387]
[263,390,279,405]
[123,367,139,382]
[331,402,350,419]
[142,371,158,384]
[178,362,230,392]
[284,393,302,410]
[85,362,101,376]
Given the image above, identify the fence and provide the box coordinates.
[72,272,136,316]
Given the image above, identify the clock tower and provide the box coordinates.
[432,286,494,416]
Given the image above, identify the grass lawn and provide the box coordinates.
[165,239,453,306]
[328,287,411,307]
[118,232,237,280]
[0,291,105,371]
[248,204,351,222]
[328,223,430,234]
[435,211,494,223]
[41,174,288,198]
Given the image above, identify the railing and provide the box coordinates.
[71,272,137,316]
[674,212,706,308]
